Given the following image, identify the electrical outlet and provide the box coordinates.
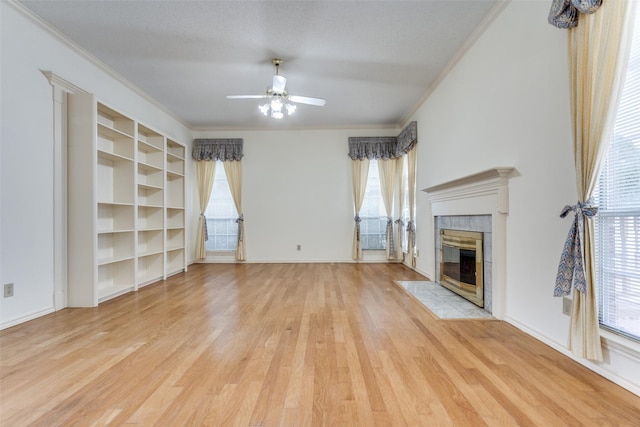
[562,297,572,316]
[297,244,301,251]
[4,283,14,298]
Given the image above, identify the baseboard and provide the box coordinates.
[194,259,403,264]
[1,306,55,331]
[505,316,640,397]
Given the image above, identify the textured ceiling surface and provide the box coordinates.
[20,0,500,130]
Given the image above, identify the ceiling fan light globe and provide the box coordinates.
[272,111,284,119]
[286,104,297,115]
[259,104,270,115]
[271,98,283,111]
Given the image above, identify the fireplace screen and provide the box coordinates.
[439,229,484,307]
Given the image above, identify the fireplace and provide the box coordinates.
[440,229,484,307]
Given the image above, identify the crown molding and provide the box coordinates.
[41,70,86,94]
[6,0,192,130]
[400,0,512,126]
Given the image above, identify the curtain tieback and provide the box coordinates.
[406,220,415,235]
[200,213,208,241]
[395,218,404,226]
[386,217,395,251]
[554,200,598,297]
[354,215,362,241]
[236,214,244,242]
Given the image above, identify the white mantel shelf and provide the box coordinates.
[423,167,515,216]
[422,167,515,320]
[424,167,514,194]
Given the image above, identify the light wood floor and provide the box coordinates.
[1,263,639,426]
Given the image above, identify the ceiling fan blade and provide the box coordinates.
[226,95,268,99]
[289,95,326,107]
[272,75,287,94]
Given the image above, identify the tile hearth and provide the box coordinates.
[396,280,493,319]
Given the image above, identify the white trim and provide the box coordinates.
[196,259,401,264]
[506,316,640,398]
[600,329,640,360]
[423,167,515,320]
[0,307,56,331]
[42,71,86,311]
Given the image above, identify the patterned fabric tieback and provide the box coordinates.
[235,214,244,242]
[406,220,415,247]
[386,217,394,252]
[548,0,602,29]
[201,213,208,241]
[554,200,598,297]
[354,215,362,241]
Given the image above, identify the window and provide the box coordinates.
[360,161,387,250]
[205,163,238,251]
[400,155,411,253]
[594,9,640,341]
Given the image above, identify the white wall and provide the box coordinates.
[0,2,193,327]
[410,0,640,395]
[192,128,397,262]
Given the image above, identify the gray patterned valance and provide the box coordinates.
[348,136,398,160]
[348,121,417,160]
[548,0,602,29]
[192,139,244,162]
[396,121,417,155]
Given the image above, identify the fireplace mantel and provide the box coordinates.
[424,167,514,215]
[422,167,515,320]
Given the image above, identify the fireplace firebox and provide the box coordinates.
[439,229,484,307]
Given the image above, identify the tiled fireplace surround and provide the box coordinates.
[435,214,492,312]
[424,168,514,320]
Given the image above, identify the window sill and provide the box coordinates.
[199,251,237,263]
[600,329,640,360]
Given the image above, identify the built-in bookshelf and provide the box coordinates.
[67,93,187,307]
[165,138,186,276]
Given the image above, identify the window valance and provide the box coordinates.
[396,121,417,155]
[192,138,244,162]
[348,137,398,160]
[348,121,417,160]
[548,0,602,29]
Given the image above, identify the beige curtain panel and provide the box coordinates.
[406,147,417,268]
[395,157,406,260]
[562,0,634,360]
[378,158,397,260]
[351,159,370,260]
[224,160,246,261]
[195,161,216,260]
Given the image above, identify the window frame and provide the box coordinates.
[359,160,387,251]
[204,162,238,253]
[593,8,640,343]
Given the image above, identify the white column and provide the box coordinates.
[42,71,85,311]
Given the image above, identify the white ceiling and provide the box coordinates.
[20,0,502,130]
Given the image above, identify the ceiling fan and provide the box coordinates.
[226,58,326,119]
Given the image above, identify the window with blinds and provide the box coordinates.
[205,162,238,252]
[594,9,640,342]
[360,161,387,250]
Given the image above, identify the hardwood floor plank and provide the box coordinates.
[1,263,639,426]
